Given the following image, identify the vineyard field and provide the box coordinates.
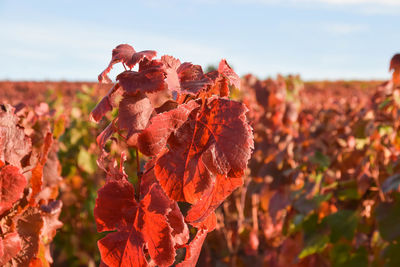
[1,47,400,267]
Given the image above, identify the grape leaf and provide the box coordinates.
[138,100,200,156]
[96,122,115,148]
[218,59,241,90]
[90,84,120,122]
[161,55,181,92]
[190,211,217,232]
[176,229,207,267]
[117,59,167,95]
[0,105,31,168]
[185,172,243,223]
[155,97,253,205]
[390,54,400,84]
[95,179,187,266]
[118,92,153,147]
[0,233,22,266]
[0,165,27,215]
[29,132,53,205]
[140,161,189,245]
[98,44,156,83]
[390,54,400,72]
[11,208,44,266]
[39,200,63,264]
[177,63,213,94]
[140,160,157,197]
[160,56,213,94]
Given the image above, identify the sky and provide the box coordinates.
[0,0,399,81]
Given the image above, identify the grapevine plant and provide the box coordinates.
[90,44,254,266]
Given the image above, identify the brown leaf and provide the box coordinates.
[0,105,31,168]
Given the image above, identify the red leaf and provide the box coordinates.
[205,72,230,97]
[30,132,53,205]
[117,60,167,95]
[90,84,120,123]
[97,122,115,148]
[186,172,243,223]
[190,211,217,232]
[138,185,176,266]
[138,100,200,156]
[155,100,179,114]
[98,44,157,83]
[98,228,147,267]
[218,59,241,89]
[98,44,135,83]
[177,63,212,94]
[12,208,44,266]
[131,50,157,68]
[168,201,190,246]
[95,180,186,266]
[0,232,22,266]
[118,92,153,147]
[0,105,31,168]
[390,54,400,72]
[155,97,253,204]
[161,55,181,92]
[29,163,43,206]
[140,161,189,246]
[140,160,157,197]
[94,178,138,232]
[176,229,207,267]
[390,54,400,84]
[0,165,27,215]
[160,56,213,94]
[39,200,63,264]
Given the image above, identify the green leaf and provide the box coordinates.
[298,234,329,259]
[310,151,330,169]
[70,128,82,145]
[383,243,400,267]
[53,115,66,139]
[330,244,368,267]
[323,210,358,242]
[337,188,360,201]
[77,148,97,174]
[376,195,400,241]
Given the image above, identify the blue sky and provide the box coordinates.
[0,0,399,81]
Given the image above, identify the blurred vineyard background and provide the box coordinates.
[2,70,400,267]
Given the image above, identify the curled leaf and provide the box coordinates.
[90,84,120,123]
[390,54,400,84]
[176,229,207,267]
[98,44,156,83]
[218,59,241,89]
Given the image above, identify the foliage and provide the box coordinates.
[90,44,254,266]
[2,47,400,267]
[0,103,63,266]
[199,55,400,266]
